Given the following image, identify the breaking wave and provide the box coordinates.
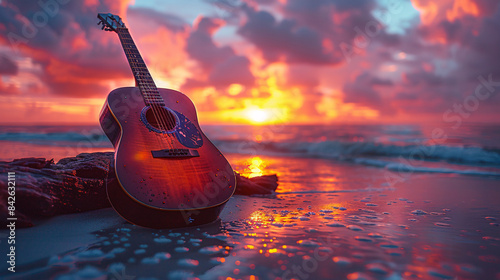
[214,139,500,166]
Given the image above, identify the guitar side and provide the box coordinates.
[99,87,236,228]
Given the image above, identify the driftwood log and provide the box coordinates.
[0,152,278,228]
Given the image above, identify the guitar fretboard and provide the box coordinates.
[117,28,165,106]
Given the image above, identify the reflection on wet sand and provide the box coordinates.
[3,154,500,280]
[221,155,500,280]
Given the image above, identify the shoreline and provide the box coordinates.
[1,171,499,279]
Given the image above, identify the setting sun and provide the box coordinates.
[2,1,500,279]
[246,108,270,124]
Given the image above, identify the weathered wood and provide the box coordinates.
[0,152,278,228]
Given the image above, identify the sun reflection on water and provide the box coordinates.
[235,156,269,178]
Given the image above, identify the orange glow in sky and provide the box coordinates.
[246,108,270,124]
[1,0,498,125]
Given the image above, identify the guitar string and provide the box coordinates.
[140,74,203,201]
[138,72,175,150]
[140,69,180,150]
[131,44,201,180]
[152,79,203,198]
[140,71,197,204]
[136,74,171,149]
[120,27,204,204]
[117,26,181,152]
[127,39,176,148]
[123,28,180,150]
[135,71,169,151]
[125,34,200,199]
[123,29,199,166]
[139,73,178,149]
[121,33,166,150]
[126,31,175,149]
[121,29,172,150]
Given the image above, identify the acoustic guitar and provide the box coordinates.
[97,13,235,228]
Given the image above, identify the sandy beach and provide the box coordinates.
[1,154,499,280]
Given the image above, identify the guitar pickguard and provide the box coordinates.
[173,110,203,148]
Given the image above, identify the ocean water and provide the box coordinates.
[2,124,500,279]
[1,123,499,177]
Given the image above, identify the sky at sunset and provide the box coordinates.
[0,0,500,125]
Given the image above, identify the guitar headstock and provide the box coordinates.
[97,13,125,32]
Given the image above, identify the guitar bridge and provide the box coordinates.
[151,148,200,158]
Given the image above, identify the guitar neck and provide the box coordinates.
[117,28,165,106]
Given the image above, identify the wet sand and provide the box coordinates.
[1,155,499,279]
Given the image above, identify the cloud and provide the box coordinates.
[412,0,498,24]
[184,16,255,90]
[238,5,341,64]
[127,7,188,33]
[0,79,19,95]
[208,55,254,87]
[1,0,500,123]
[0,55,18,75]
[236,0,403,66]
[186,17,233,70]
[285,65,320,88]
[406,0,500,114]
[343,72,384,108]
[298,91,324,118]
[126,6,191,87]
[0,0,135,98]
[0,1,196,99]
[403,70,448,87]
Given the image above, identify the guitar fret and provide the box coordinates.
[117,27,164,106]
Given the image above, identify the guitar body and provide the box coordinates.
[99,87,236,228]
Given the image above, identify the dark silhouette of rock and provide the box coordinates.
[0,152,278,228]
[234,174,279,195]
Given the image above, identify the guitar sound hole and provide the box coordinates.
[145,106,177,131]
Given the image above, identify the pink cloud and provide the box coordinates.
[1,0,500,124]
